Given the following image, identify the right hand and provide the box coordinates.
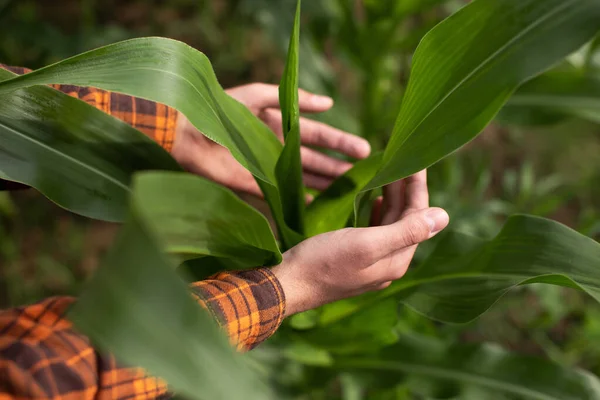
[271,170,449,317]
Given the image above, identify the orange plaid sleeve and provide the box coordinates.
[0,64,178,151]
[0,268,286,399]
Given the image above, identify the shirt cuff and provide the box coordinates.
[189,268,286,351]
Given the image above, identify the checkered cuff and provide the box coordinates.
[190,268,286,351]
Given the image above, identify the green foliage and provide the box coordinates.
[2,0,600,398]
[334,334,600,399]
[0,67,180,221]
[69,186,273,400]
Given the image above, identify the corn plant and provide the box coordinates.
[1,0,600,398]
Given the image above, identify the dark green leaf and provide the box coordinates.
[69,205,274,400]
[133,171,281,267]
[276,0,306,245]
[0,68,180,222]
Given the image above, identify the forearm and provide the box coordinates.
[0,269,285,399]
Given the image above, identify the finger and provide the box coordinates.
[357,207,449,262]
[226,83,280,111]
[298,117,371,159]
[381,180,405,226]
[303,173,334,191]
[226,84,334,113]
[370,196,383,226]
[298,88,335,112]
[260,110,371,160]
[305,193,315,205]
[301,147,353,178]
[403,170,429,213]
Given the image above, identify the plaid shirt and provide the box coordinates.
[0,65,286,399]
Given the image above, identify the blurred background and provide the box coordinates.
[1,0,599,397]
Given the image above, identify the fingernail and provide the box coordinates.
[425,208,450,235]
[313,95,334,108]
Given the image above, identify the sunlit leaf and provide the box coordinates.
[306,0,600,235]
[0,37,301,250]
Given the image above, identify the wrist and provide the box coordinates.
[271,259,311,318]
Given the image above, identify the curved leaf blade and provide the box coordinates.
[319,215,600,325]
[0,37,302,246]
[133,171,282,267]
[367,0,600,190]
[306,0,600,235]
[0,38,281,183]
[0,68,181,222]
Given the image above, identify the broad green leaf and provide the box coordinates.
[307,0,600,235]
[0,37,299,249]
[368,0,600,190]
[69,206,274,400]
[0,68,181,222]
[133,172,281,267]
[502,69,600,125]
[335,334,600,399]
[320,215,600,325]
[276,0,306,245]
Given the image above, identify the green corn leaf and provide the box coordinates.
[276,0,306,245]
[69,193,274,400]
[133,171,282,267]
[0,68,181,222]
[319,215,600,325]
[369,0,600,190]
[307,0,600,235]
[334,334,600,399]
[501,68,600,125]
[0,36,300,250]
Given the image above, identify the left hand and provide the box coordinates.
[171,83,371,196]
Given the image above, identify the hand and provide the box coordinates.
[271,171,450,317]
[171,83,371,196]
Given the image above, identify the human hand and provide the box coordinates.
[171,83,371,196]
[271,171,450,317]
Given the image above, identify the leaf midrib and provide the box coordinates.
[385,0,577,164]
[0,119,130,191]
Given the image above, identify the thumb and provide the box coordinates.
[360,208,450,261]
